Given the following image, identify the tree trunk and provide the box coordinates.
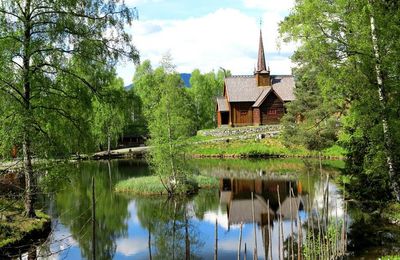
[172,200,177,260]
[107,131,111,156]
[148,228,152,260]
[368,2,400,201]
[22,0,35,218]
[185,211,190,260]
[166,107,177,194]
[23,136,35,217]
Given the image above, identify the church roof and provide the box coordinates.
[272,76,296,101]
[253,87,272,107]
[223,75,295,104]
[257,30,267,72]
[225,76,261,102]
[228,194,275,225]
[216,29,295,113]
[216,96,229,111]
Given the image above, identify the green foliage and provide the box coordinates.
[147,72,196,194]
[133,58,197,195]
[0,0,138,159]
[281,65,341,151]
[381,202,400,224]
[187,69,228,130]
[279,0,400,201]
[91,77,135,152]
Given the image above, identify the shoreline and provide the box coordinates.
[0,210,51,258]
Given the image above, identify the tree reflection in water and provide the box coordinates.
[135,196,205,260]
[54,161,131,259]
[37,158,354,259]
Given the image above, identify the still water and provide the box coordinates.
[34,159,399,259]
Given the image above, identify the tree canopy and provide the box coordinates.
[0,0,139,216]
[280,0,400,201]
[188,69,227,130]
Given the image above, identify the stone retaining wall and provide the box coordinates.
[198,125,282,138]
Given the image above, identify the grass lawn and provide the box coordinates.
[115,175,219,195]
[188,137,346,159]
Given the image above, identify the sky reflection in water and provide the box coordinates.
[38,159,344,260]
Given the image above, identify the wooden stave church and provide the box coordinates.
[216,30,295,127]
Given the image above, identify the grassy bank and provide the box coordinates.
[115,175,219,195]
[189,137,346,159]
[0,198,50,253]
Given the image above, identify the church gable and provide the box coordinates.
[259,91,285,125]
[216,28,295,127]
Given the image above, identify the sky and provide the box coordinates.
[117,0,296,85]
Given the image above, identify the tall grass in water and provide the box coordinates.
[284,173,347,260]
[236,173,348,259]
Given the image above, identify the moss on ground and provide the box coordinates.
[0,198,50,250]
[381,202,400,225]
[115,175,219,195]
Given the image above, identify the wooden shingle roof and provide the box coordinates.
[224,75,295,104]
[253,87,272,107]
[216,97,229,112]
[272,76,296,101]
[224,76,263,102]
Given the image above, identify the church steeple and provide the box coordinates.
[257,29,267,72]
[254,28,271,86]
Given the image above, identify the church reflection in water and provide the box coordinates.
[219,178,307,257]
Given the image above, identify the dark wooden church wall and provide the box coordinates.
[230,102,253,126]
[260,92,284,124]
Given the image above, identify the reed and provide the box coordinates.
[230,179,348,260]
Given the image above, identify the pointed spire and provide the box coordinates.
[257,29,267,72]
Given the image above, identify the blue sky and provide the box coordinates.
[117,0,296,85]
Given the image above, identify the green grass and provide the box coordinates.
[190,157,344,174]
[321,145,347,157]
[188,138,346,159]
[186,134,216,143]
[0,198,50,248]
[381,256,400,260]
[115,174,219,195]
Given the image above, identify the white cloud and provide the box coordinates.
[202,206,240,230]
[117,6,296,84]
[124,0,163,7]
[243,0,295,13]
[116,237,148,256]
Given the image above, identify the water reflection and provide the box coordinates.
[220,178,304,225]
[37,159,347,260]
[219,178,305,259]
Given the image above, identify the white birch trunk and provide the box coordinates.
[368,2,400,201]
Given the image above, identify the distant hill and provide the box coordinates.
[124,73,191,91]
[124,84,134,91]
[180,73,191,87]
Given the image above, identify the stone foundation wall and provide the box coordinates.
[198,125,282,138]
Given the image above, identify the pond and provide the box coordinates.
[29,159,400,259]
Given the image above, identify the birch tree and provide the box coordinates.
[280,0,400,201]
[147,71,195,196]
[0,0,138,217]
[91,77,131,155]
[367,0,400,201]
